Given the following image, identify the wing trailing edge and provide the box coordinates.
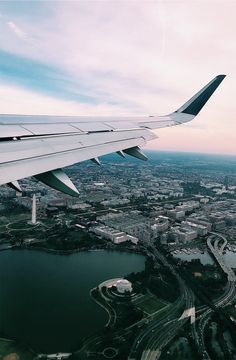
[0,75,226,196]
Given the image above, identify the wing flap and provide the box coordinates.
[0,128,155,185]
[24,123,84,136]
[0,125,33,138]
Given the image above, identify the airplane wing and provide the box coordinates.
[0,74,225,196]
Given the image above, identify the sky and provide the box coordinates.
[0,0,235,155]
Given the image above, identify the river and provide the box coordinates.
[0,249,145,353]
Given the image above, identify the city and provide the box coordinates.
[0,2,235,359]
[0,151,235,360]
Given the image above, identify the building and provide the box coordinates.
[101,198,130,206]
[67,202,92,210]
[225,212,236,225]
[186,216,212,231]
[175,200,199,213]
[116,279,132,294]
[91,225,138,244]
[126,235,139,245]
[171,226,198,243]
[97,211,151,240]
[149,206,165,217]
[151,216,169,237]
[181,221,208,236]
[167,209,185,220]
[209,212,226,223]
[200,197,210,204]
[208,212,226,230]
[92,225,126,242]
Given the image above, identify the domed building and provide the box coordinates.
[116,279,132,294]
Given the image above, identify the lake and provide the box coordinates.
[0,249,145,353]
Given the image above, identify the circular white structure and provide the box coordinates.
[116,279,132,294]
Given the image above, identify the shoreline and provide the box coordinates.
[0,244,146,357]
[9,243,145,257]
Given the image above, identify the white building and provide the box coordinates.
[126,235,139,245]
[171,226,198,243]
[91,225,138,244]
[181,221,208,236]
[186,216,212,231]
[92,225,126,242]
[200,197,210,204]
[116,279,132,294]
[151,216,169,236]
[67,202,92,210]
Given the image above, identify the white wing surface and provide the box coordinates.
[0,75,225,196]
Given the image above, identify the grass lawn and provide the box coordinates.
[8,221,32,231]
[135,294,167,315]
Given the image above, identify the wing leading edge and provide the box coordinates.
[0,75,225,196]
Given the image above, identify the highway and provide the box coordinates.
[139,289,195,360]
[195,233,236,359]
[131,232,236,360]
[207,233,236,282]
[79,231,235,359]
[129,241,194,360]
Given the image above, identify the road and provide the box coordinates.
[195,233,236,359]
[129,241,194,360]
[207,233,236,282]
[75,196,196,219]
[78,231,235,360]
[133,233,236,360]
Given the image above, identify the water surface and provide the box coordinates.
[173,251,214,265]
[174,249,236,268]
[0,249,145,352]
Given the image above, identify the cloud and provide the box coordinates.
[0,1,235,154]
[0,83,135,116]
[7,21,26,40]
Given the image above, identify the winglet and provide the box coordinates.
[175,74,226,116]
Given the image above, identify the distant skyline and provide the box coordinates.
[0,1,235,155]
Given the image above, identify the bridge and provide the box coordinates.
[207,233,236,282]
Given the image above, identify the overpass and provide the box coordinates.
[207,233,236,282]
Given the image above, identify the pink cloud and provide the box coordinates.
[0,1,235,154]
